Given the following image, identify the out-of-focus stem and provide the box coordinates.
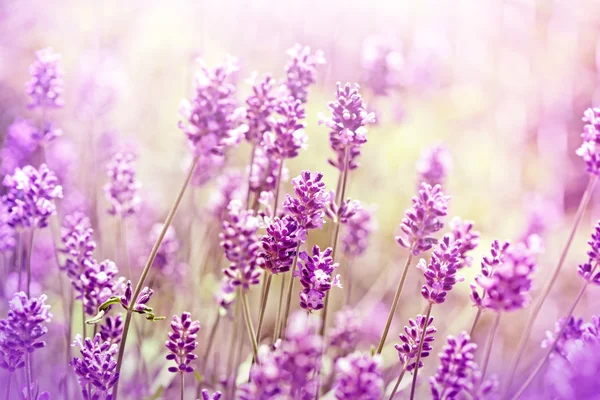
[25,354,33,400]
[376,253,414,354]
[510,278,590,400]
[202,312,221,371]
[345,258,353,305]
[241,289,259,359]
[504,175,597,393]
[5,372,12,400]
[389,366,406,400]
[26,229,35,297]
[119,220,131,279]
[273,273,287,342]
[226,299,241,391]
[273,159,285,216]
[256,272,272,343]
[113,155,199,400]
[246,144,257,209]
[469,308,483,338]
[480,312,501,380]
[180,373,184,400]
[281,246,301,340]
[409,302,433,400]
[16,232,22,291]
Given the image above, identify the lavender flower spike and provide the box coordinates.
[283,170,330,230]
[26,48,64,109]
[263,96,307,160]
[577,107,600,176]
[298,245,342,311]
[166,312,200,373]
[103,152,142,219]
[417,235,464,304]
[333,352,383,400]
[416,144,452,187]
[329,307,362,357]
[395,315,437,372]
[578,220,600,285]
[258,215,302,275]
[71,334,119,400]
[285,44,325,103]
[396,182,450,256]
[201,389,222,400]
[342,206,376,258]
[245,73,277,145]
[449,217,480,269]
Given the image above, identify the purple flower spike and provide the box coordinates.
[577,107,600,175]
[283,171,330,230]
[2,164,63,229]
[395,315,437,372]
[333,352,383,400]
[542,316,585,360]
[238,345,288,399]
[579,221,600,285]
[298,245,341,312]
[258,215,303,275]
[0,292,52,372]
[60,211,96,282]
[249,147,287,194]
[0,201,16,253]
[361,37,402,97]
[342,206,376,258]
[284,44,325,103]
[396,183,450,256]
[103,152,141,219]
[201,389,222,400]
[71,334,119,400]
[209,169,245,220]
[417,235,464,304]
[326,192,363,224]
[0,119,37,175]
[329,307,362,357]
[26,48,64,109]
[245,73,277,145]
[416,145,452,187]
[214,277,236,317]
[120,281,153,313]
[321,82,375,172]
[100,315,124,345]
[166,312,200,374]
[179,56,247,156]
[76,259,122,316]
[547,341,600,399]
[449,217,480,269]
[263,96,307,160]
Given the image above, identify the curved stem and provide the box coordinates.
[241,289,259,360]
[273,273,287,342]
[281,246,301,340]
[389,367,406,400]
[26,229,35,297]
[504,175,596,393]
[510,281,589,400]
[469,308,483,338]
[480,312,501,380]
[376,254,414,354]
[256,273,272,344]
[410,302,433,400]
[113,155,199,400]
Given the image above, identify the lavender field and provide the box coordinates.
[2,1,600,399]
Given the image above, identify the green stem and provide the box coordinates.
[409,302,433,400]
[202,312,221,372]
[469,308,483,338]
[504,175,597,394]
[226,299,241,391]
[113,154,199,400]
[376,253,414,354]
[273,273,287,342]
[272,159,284,215]
[281,247,301,340]
[241,289,259,360]
[256,273,272,343]
[26,229,35,297]
[389,367,407,400]
[480,312,501,380]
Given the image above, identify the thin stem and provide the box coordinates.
[82,298,87,338]
[510,281,589,400]
[504,175,596,393]
[469,308,483,338]
[346,258,353,305]
[226,299,241,391]
[273,273,287,342]
[319,216,344,338]
[120,220,131,279]
[281,246,301,340]
[202,312,221,372]
[410,302,433,400]
[389,367,407,400]
[246,144,257,209]
[241,289,259,359]
[113,155,199,400]
[180,373,184,400]
[5,373,12,400]
[480,312,501,380]
[256,273,272,343]
[376,254,414,354]
[273,159,285,216]
[232,311,246,397]
[16,232,22,291]
[26,229,35,297]
[26,353,33,400]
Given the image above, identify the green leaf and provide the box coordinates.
[85,309,105,325]
[194,370,203,384]
[146,385,164,400]
[99,296,121,312]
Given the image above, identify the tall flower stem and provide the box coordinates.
[240,289,259,360]
[510,279,590,400]
[26,354,33,400]
[273,159,285,215]
[202,312,221,372]
[273,273,287,341]
[480,312,501,380]
[409,302,433,400]
[376,253,414,354]
[119,220,131,279]
[256,272,272,343]
[113,155,199,400]
[226,299,241,391]
[246,144,257,208]
[505,175,597,392]
[469,308,483,338]
[16,232,22,291]
[5,373,11,400]
[180,373,185,400]
[26,229,35,297]
[319,217,342,337]
[389,367,407,400]
[281,246,301,340]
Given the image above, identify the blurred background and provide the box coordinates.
[2,0,600,398]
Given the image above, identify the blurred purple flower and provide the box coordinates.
[201,389,222,400]
[214,277,236,317]
[166,312,200,373]
[547,341,600,399]
[148,223,185,278]
[298,245,341,312]
[329,307,362,357]
[179,56,247,156]
[396,182,450,256]
[361,37,403,97]
[74,259,122,316]
[71,334,119,400]
[2,163,63,229]
[238,345,288,399]
[60,211,96,282]
[103,152,141,219]
[189,153,225,187]
[341,205,376,258]
[258,215,302,275]
[417,235,463,304]
[416,144,452,188]
[209,169,245,220]
[283,171,330,230]
[449,217,479,269]
[249,147,288,194]
[245,73,277,145]
[577,107,600,176]
[26,48,64,110]
[32,122,62,146]
[100,315,123,345]
[263,96,307,160]
[333,352,383,400]
[0,201,16,253]
[284,44,325,103]
[0,118,37,175]
[542,316,585,360]
[326,193,362,224]
[395,315,436,372]
[120,280,153,313]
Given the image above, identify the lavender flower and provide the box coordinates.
[416,145,452,187]
[0,293,52,372]
[547,341,600,399]
[209,169,245,220]
[320,82,375,172]
[283,171,330,230]
[166,312,200,373]
[32,122,63,146]
[220,200,261,289]
[2,164,63,229]
[245,73,277,145]
[190,153,225,187]
[449,217,480,268]
[249,147,288,194]
[0,201,16,253]
[329,307,362,357]
[201,389,222,400]
[429,331,476,399]
[284,44,325,103]
[298,245,341,311]
[576,107,600,176]
[361,37,402,97]
[103,152,141,219]
[579,221,600,285]
[100,315,124,345]
[417,235,463,304]
[71,334,119,400]
[542,316,585,360]
[214,277,236,317]
[326,194,362,224]
[179,56,246,156]
[75,259,121,316]
[333,352,383,400]
[396,183,450,256]
[238,345,288,399]
[0,119,37,175]
[258,215,302,275]
[60,211,96,282]
[263,97,307,160]
[395,315,437,372]
[25,48,64,109]
[148,223,184,277]
[583,315,600,343]
[341,206,376,258]
[119,280,153,313]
